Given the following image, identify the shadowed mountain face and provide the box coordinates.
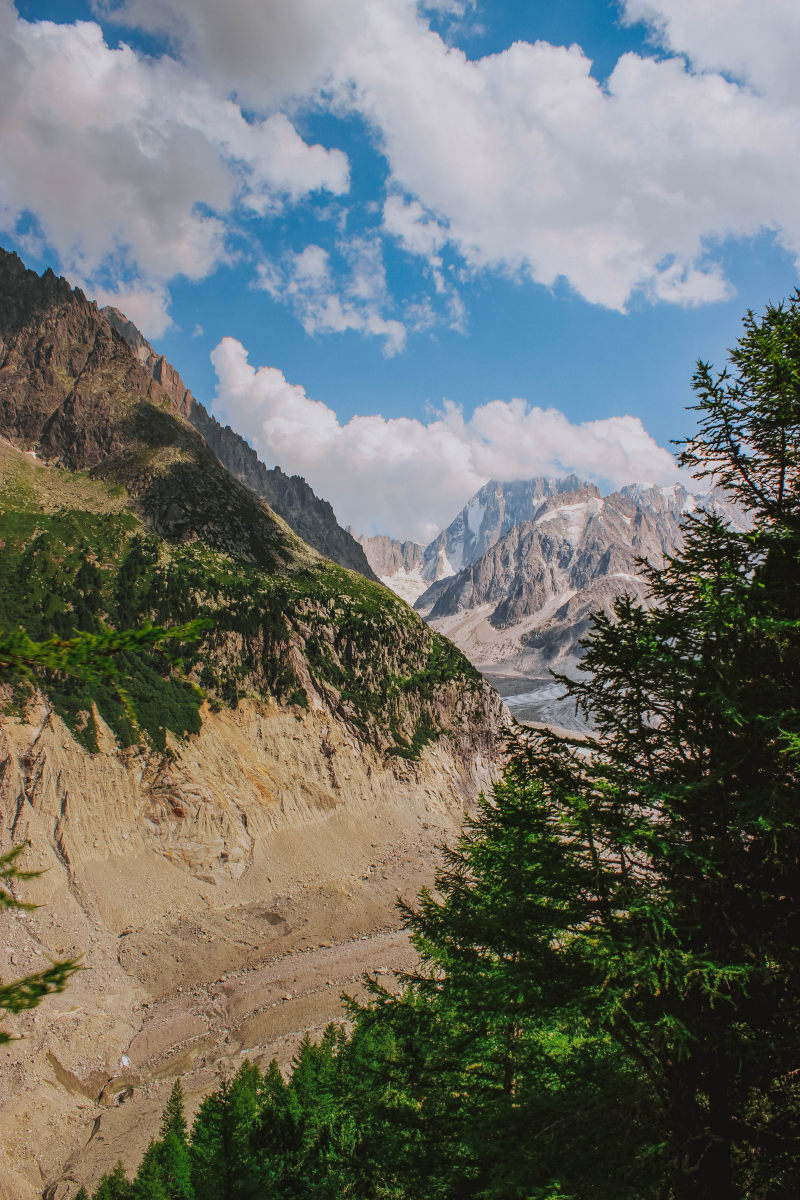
[103,305,378,581]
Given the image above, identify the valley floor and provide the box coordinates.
[483,673,589,735]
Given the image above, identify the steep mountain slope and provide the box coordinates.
[0,251,504,1198]
[420,480,749,675]
[103,305,378,581]
[0,251,309,573]
[357,476,595,603]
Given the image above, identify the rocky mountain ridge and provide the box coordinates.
[102,305,378,581]
[357,475,596,604]
[423,479,749,675]
[0,248,505,1197]
[358,474,749,677]
[423,474,587,578]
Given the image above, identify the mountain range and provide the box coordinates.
[0,245,750,1194]
[359,475,750,679]
[0,248,503,1197]
[102,306,378,582]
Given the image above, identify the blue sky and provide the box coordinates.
[2,1,799,540]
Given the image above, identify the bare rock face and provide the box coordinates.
[355,533,424,579]
[102,306,378,581]
[359,477,601,607]
[354,479,585,605]
[0,692,503,1198]
[354,533,427,602]
[419,476,587,581]
[418,480,750,675]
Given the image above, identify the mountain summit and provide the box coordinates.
[102,306,378,581]
[358,475,750,677]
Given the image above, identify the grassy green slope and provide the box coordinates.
[0,443,482,756]
[0,250,488,761]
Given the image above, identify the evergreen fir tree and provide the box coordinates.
[357,771,658,1199]
[133,1140,168,1200]
[190,1062,262,1200]
[250,1058,305,1195]
[161,1080,189,1145]
[92,1161,133,1200]
[155,1080,193,1200]
[158,1129,193,1200]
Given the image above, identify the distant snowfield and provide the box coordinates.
[379,567,429,605]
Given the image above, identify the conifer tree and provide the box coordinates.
[161,1080,189,1145]
[155,1080,194,1200]
[250,1058,304,1194]
[157,1130,193,1200]
[92,1161,133,1200]
[190,1062,262,1199]
[362,295,800,1198]
[133,1141,168,1200]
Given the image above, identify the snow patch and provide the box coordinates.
[466,497,485,537]
[438,550,458,578]
[380,568,429,605]
[536,497,603,543]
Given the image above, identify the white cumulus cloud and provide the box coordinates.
[210,336,680,543]
[5,0,800,343]
[99,0,800,314]
[0,3,348,314]
[89,279,172,338]
[256,237,406,356]
[343,7,800,309]
[623,0,800,105]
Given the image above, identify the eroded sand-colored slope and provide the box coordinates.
[0,695,501,1199]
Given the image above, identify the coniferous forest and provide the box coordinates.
[6,299,800,1198]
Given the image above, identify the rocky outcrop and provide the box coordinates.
[354,533,426,602]
[355,533,424,579]
[354,479,587,605]
[102,306,378,581]
[188,403,379,581]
